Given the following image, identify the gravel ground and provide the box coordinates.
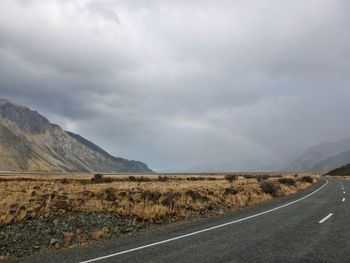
[0,213,145,261]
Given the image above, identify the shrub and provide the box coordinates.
[187,177,206,181]
[272,174,282,178]
[256,174,270,182]
[59,178,69,184]
[242,174,255,179]
[128,176,136,182]
[141,190,162,203]
[161,192,179,208]
[91,173,104,183]
[128,176,151,182]
[278,178,296,186]
[158,175,168,182]
[224,188,238,195]
[260,181,281,197]
[185,190,208,202]
[161,196,174,208]
[225,175,238,183]
[103,188,116,201]
[91,174,113,183]
[300,176,313,183]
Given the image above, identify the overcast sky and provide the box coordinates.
[1,0,350,171]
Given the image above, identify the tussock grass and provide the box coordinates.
[0,173,317,225]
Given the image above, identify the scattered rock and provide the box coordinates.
[0,213,144,259]
[50,238,59,245]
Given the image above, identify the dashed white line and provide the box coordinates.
[319,213,334,224]
[342,198,346,202]
[343,191,346,194]
[78,180,329,263]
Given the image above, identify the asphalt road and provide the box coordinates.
[20,178,350,263]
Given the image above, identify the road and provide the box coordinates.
[20,178,350,263]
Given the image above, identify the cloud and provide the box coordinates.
[1,0,350,171]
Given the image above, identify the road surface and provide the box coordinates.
[20,178,349,263]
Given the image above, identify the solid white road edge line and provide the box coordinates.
[78,180,329,263]
[342,198,345,202]
[318,213,333,224]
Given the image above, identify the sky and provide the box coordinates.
[1,0,350,172]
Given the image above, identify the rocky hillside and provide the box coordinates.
[0,98,152,173]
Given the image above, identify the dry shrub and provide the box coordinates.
[77,231,88,245]
[260,180,281,197]
[60,178,69,184]
[90,174,113,184]
[225,175,238,183]
[128,176,150,182]
[141,190,162,203]
[63,232,74,246]
[185,190,208,202]
[278,178,296,186]
[224,188,238,195]
[300,176,313,183]
[242,174,255,179]
[256,174,270,182]
[91,227,110,241]
[158,192,181,209]
[91,173,103,183]
[103,188,116,202]
[158,175,168,182]
[187,177,207,181]
[128,176,136,181]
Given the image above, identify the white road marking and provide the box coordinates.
[342,198,346,202]
[78,180,329,263]
[319,213,333,224]
[344,191,346,194]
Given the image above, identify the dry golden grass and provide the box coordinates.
[0,173,318,226]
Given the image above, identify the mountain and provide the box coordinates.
[0,98,152,173]
[326,163,350,176]
[311,150,350,172]
[286,138,350,172]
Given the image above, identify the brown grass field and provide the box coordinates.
[0,172,319,226]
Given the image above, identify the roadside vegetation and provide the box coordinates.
[0,172,317,260]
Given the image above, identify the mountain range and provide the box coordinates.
[0,98,152,173]
[287,138,350,172]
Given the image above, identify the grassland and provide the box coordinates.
[0,172,318,260]
[0,172,318,225]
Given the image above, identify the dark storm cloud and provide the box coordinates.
[1,0,350,171]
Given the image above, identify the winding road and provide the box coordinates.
[21,178,349,263]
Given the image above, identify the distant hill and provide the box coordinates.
[311,150,350,172]
[286,138,350,172]
[0,98,152,173]
[326,163,350,176]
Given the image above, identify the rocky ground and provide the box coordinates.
[0,212,144,261]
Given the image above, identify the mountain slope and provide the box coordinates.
[0,98,152,173]
[326,163,350,176]
[311,150,350,172]
[286,138,350,172]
